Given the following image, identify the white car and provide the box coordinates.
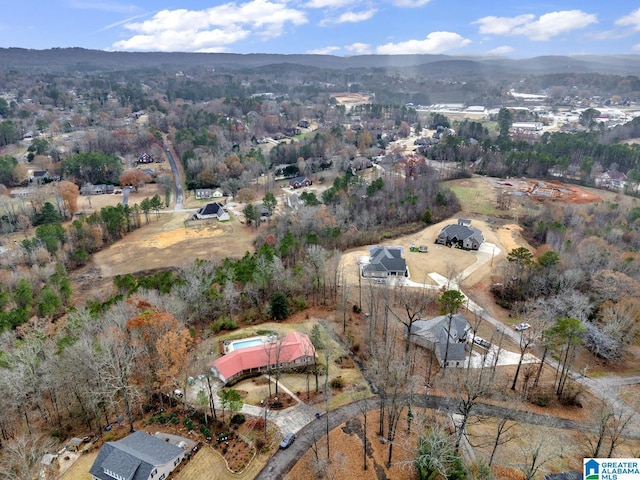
[515,323,531,331]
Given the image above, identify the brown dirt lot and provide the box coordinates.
[71,209,256,301]
[494,178,603,204]
[330,92,374,109]
[339,217,513,291]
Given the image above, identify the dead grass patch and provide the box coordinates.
[58,451,98,480]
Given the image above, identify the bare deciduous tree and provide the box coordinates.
[390,285,435,355]
[515,427,564,480]
[0,433,55,480]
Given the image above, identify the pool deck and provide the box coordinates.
[223,335,267,354]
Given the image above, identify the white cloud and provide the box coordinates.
[474,14,534,36]
[633,43,640,52]
[335,9,377,23]
[616,8,640,31]
[474,10,597,41]
[390,0,431,6]
[487,45,514,55]
[319,8,376,26]
[112,0,307,52]
[307,46,341,54]
[589,29,630,41]
[376,31,471,55]
[345,42,372,54]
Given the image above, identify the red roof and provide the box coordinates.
[210,332,316,382]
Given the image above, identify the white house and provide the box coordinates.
[195,202,230,221]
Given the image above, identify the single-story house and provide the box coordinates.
[30,170,49,183]
[195,202,230,221]
[409,313,471,367]
[81,184,115,195]
[289,176,312,189]
[436,219,484,250]
[195,188,224,199]
[209,332,316,384]
[361,246,407,278]
[89,431,185,480]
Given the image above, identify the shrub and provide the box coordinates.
[183,418,194,430]
[289,296,307,313]
[531,391,550,407]
[230,413,246,425]
[200,425,211,438]
[211,317,238,333]
[330,376,345,389]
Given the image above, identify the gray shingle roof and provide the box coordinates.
[198,202,225,216]
[438,224,483,244]
[89,431,183,480]
[365,246,406,274]
[410,314,471,363]
[101,449,141,480]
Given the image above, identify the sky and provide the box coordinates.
[2,1,640,57]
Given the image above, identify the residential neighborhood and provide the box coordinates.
[1,45,640,480]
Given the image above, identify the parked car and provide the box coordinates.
[515,323,531,331]
[471,336,491,349]
[279,432,296,449]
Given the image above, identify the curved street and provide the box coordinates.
[255,391,640,480]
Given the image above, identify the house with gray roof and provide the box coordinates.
[436,219,484,250]
[195,202,230,221]
[409,313,471,367]
[89,431,185,480]
[362,246,407,278]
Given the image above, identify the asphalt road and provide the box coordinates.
[254,392,625,480]
[163,143,183,210]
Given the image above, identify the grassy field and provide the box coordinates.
[175,445,267,480]
[445,177,529,218]
[59,452,97,480]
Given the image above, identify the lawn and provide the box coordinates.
[58,451,98,480]
[446,177,515,217]
[175,445,268,480]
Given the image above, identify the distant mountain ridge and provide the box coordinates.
[1,48,640,76]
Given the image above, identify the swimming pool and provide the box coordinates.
[224,336,266,353]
